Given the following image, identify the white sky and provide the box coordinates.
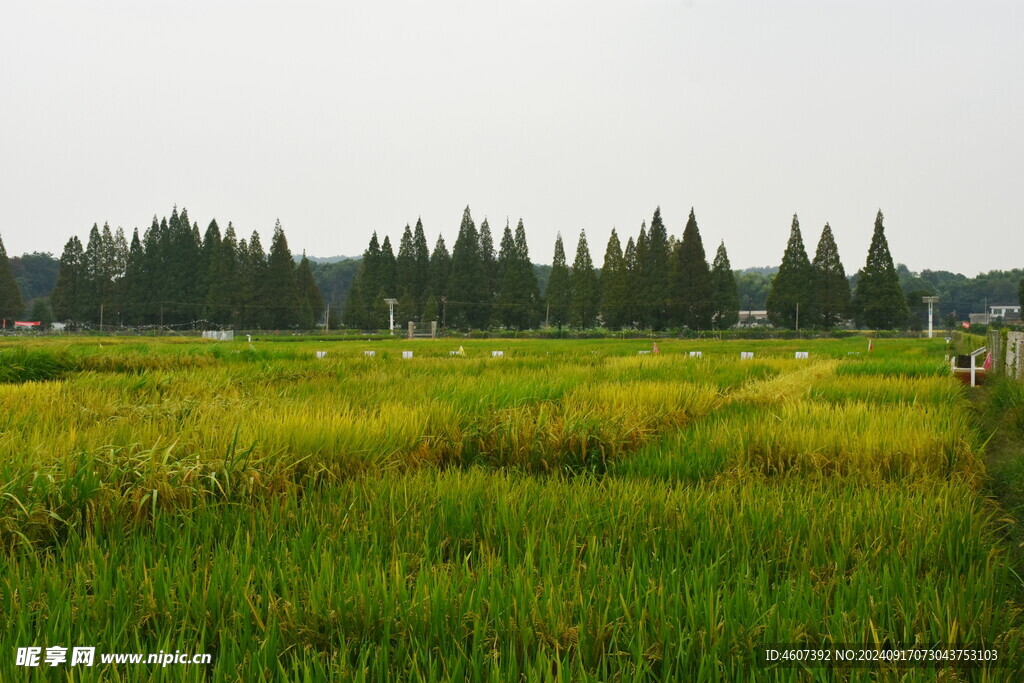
[1,1,1021,274]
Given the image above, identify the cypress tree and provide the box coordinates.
[496,222,520,328]
[673,208,715,330]
[50,237,83,322]
[120,229,146,324]
[396,224,416,298]
[200,220,222,315]
[412,219,431,314]
[634,224,651,327]
[710,241,739,330]
[546,234,571,328]
[853,210,908,330]
[479,218,497,318]
[206,223,240,326]
[570,230,599,328]
[514,219,541,329]
[295,253,323,329]
[141,217,165,325]
[810,223,851,330]
[766,214,813,329]
[79,224,105,323]
[622,236,638,328]
[395,225,417,324]
[379,236,397,297]
[0,233,25,324]
[449,206,485,329]
[428,235,451,322]
[599,229,628,329]
[244,231,267,328]
[263,220,300,329]
[645,208,671,328]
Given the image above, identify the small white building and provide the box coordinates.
[990,304,1021,321]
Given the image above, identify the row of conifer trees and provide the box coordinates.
[48,207,323,328]
[345,206,742,331]
[346,207,909,331]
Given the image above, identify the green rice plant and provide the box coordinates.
[2,470,1020,680]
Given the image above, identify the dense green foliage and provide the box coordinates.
[0,234,24,324]
[546,234,571,328]
[599,229,629,329]
[46,209,320,329]
[671,209,714,329]
[710,241,739,330]
[570,230,599,328]
[810,223,851,329]
[766,215,812,329]
[0,337,1021,680]
[853,211,909,329]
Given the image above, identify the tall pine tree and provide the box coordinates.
[412,219,431,315]
[853,210,908,330]
[262,220,300,329]
[514,219,541,328]
[570,230,599,328]
[50,237,83,322]
[599,229,629,329]
[810,223,850,330]
[622,236,638,328]
[673,208,714,330]
[428,235,451,325]
[766,214,813,329]
[643,208,671,328]
[709,241,739,330]
[0,233,25,324]
[295,253,323,329]
[448,207,486,329]
[546,234,571,328]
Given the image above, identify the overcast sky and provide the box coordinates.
[1,1,1021,274]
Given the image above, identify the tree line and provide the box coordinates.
[345,206,740,331]
[2,205,1019,332]
[343,207,931,332]
[41,207,322,328]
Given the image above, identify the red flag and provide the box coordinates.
[962,321,971,330]
[868,339,874,352]
[652,342,659,354]
[983,353,992,371]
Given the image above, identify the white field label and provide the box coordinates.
[741,352,754,360]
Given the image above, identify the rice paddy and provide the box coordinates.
[1,336,1022,680]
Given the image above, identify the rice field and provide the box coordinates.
[1,336,1021,680]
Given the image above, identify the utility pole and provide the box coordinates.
[795,302,799,332]
[440,296,447,328]
[100,304,104,332]
[324,303,330,333]
[159,302,164,333]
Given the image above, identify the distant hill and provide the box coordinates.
[293,255,357,264]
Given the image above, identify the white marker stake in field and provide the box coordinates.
[741,352,754,360]
[402,351,413,359]
[491,351,504,357]
[364,350,376,357]
[689,351,702,358]
[316,351,327,359]
[795,352,808,359]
